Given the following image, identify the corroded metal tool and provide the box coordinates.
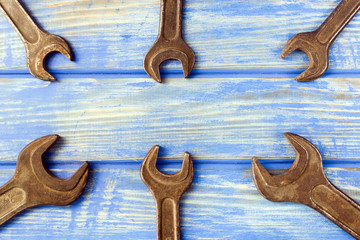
[281,0,360,82]
[144,0,195,83]
[141,145,193,240]
[0,135,89,226]
[252,133,360,239]
[0,0,73,81]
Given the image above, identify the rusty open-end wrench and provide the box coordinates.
[0,0,73,81]
[252,133,360,239]
[141,146,193,240]
[0,135,89,226]
[144,0,195,83]
[281,0,360,82]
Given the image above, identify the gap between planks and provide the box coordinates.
[1,68,360,79]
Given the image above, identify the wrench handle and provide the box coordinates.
[157,198,180,240]
[0,0,41,44]
[311,184,360,239]
[316,0,360,45]
[159,0,183,41]
[0,179,28,226]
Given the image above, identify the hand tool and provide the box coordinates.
[144,0,195,83]
[0,0,73,81]
[0,135,89,226]
[281,0,360,82]
[141,145,193,240]
[252,132,360,239]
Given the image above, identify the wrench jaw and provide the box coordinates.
[16,135,89,206]
[144,40,195,83]
[251,158,300,203]
[41,167,89,206]
[284,133,326,177]
[26,33,73,81]
[252,133,327,204]
[140,145,194,198]
[281,32,329,82]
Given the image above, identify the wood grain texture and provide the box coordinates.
[0,0,360,73]
[0,0,360,239]
[0,165,357,240]
[0,77,359,162]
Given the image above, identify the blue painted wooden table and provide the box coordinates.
[0,0,360,239]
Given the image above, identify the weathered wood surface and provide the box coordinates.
[0,0,360,73]
[0,166,358,240]
[0,75,359,239]
[0,77,359,162]
[0,0,360,239]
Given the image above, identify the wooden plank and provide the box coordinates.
[0,165,357,239]
[0,76,359,162]
[0,0,360,72]
[0,1,360,239]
